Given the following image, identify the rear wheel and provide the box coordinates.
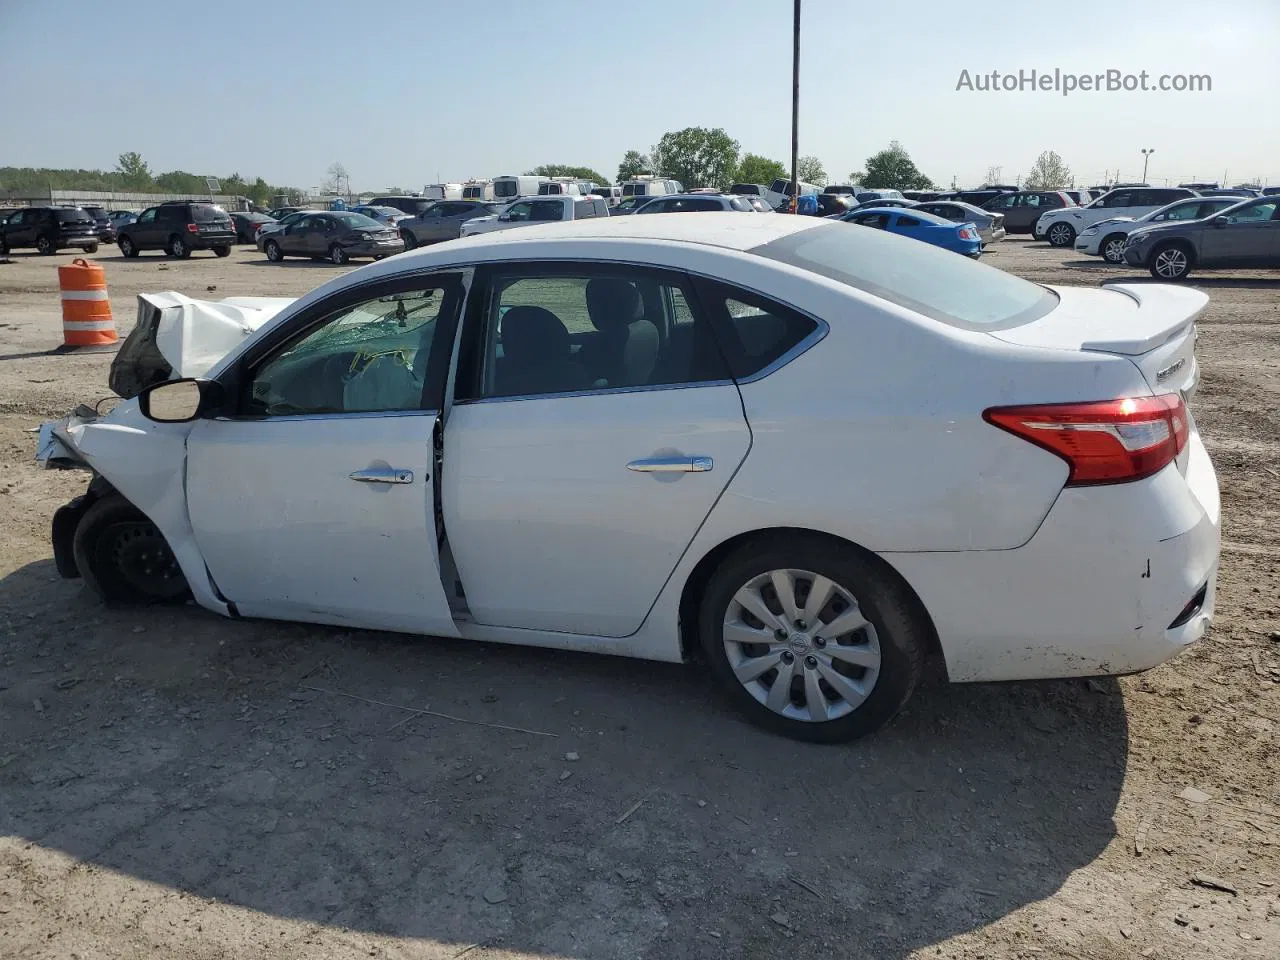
[1046,222,1076,247]
[213,245,231,257]
[72,494,190,605]
[36,234,56,255]
[400,230,418,251]
[1101,234,1128,264]
[265,239,284,262]
[1150,242,1192,280]
[168,234,190,258]
[83,244,99,254]
[328,243,349,265]
[698,535,926,743]
[119,235,138,258]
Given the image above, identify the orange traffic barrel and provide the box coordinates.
[56,258,118,352]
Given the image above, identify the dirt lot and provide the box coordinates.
[0,240,1277,960]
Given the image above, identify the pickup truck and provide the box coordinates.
[460,196,608,237]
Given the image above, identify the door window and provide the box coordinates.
[985,194,1016,210]
[854,213,890,228]
[137,208,157,224]
[466,268,730,399]
[529,201,564,221]
[504,202,533,221]
[895,215,922,227]
[1224,200,1278,223]
[244,280,460,416]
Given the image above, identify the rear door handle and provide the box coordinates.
[349,467,415,484]
[626,456,714,473]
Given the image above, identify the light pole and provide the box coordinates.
[789,0,800,211]
[1141,148,1155,184]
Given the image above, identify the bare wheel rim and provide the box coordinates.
[1103,238,1126,262]
[1048,223,1072,245]
[170,237,184,256]
[330,245,344,264]
[1154,248,1187,277]
[722,568,881,723]
[266,241,280,260]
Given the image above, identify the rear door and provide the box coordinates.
[441,262,751,637]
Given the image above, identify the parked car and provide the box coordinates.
[38,213,1218,743]
[365,195,436,217]
[914,201,1006,247]
[815,194,852,217]
[461,179,495,201]
[635,194,758,214]
[256,210,317,243]
[268,206,308,221]
[953,188,1016,208]
[261,211,404,264]
[0,206,99,255]
[729,183,767,197]
[980,191,1075,234]
[492,176,549,202]
[746,196,776,213]
[845,198,919,214]
[81,205,117,243]
[854,189,906,204]
[1262,186,1280,196]
[1123,195,1280,279]
[422,183,465,202]
[117,201,235,259]
[1200,187,1258,199]
[621,176,683,199]
[840,207,982,257]
[460,196,609,237]
[351,204,413,228]
[611,195,660,216]
[594,185,622,206]
[108,210,137,228]
[230,211,276,244]
[1036,187,1198,246]
[1074,197,1241,263]
[399,200,504,248]
[765,177,821,210]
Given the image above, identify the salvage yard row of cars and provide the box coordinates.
[36,212,1220,742]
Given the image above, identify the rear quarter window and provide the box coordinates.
[692,279,820,380]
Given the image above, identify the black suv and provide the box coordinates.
[117,201,236,258]
[82,205,117,243]
[0,206,99,255]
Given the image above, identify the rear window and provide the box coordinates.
[83,206,108,218]
[192,204,229,222]
[55,208,92,222]
[332,213,383,228]
[622,183,645,196]
[494,181,518,198]
[751,222,1058,331]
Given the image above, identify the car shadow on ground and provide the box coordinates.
[243,258,346,268]
[0,561,1128,958]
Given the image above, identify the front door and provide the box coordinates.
[442,263,752,638]
[280,215,317,256]
[132,207,159,246]
[185,273,466,634]
[1199,198,1280,266]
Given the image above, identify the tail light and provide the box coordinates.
[186,223,199,233]
[984,395,1189,485]
[958,225,980,241]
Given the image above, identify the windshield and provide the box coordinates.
[332,213,384,229]
[751,222,1058,331]
[494,180,518,198]
[192,204,229,222]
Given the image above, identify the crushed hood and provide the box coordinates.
[109,292,295,398]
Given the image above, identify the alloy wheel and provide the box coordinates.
[1048,223,1073,246]
[722,568,881,723]
[1103,238,1126,263]
[37,235,53,254]
[1154,247,1189,278]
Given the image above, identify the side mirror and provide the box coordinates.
[497,213,511,222]
[1212,216,1229,228]
[138,378,220,423]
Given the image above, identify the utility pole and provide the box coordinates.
[1141,148,1155,183]
[789,0,800,212]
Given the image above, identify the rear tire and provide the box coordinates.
[72,494,190,606]
[1150,242,1193,280]
[36,234,56,255]
[328,244,349,265]
[1101,234,1128,264]
[265,239,284,262]
[168,235,191,258]
[119,235,138,258]
[83,244,99,254]
[1046,222,1076,247]
[213,245,231,257]
[698,534,926,743]
[400,230,418,251]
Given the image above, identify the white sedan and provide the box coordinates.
[38,214,1220,742]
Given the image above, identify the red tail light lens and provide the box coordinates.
[186,223,199,233]
[959,225,980,241]
[984,395,1188,485]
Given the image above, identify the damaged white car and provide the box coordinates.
[37,215,1220,742]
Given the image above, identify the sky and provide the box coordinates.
[2,0,1279,191]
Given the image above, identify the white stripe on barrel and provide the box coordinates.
[60,289,111,301]
[61,320,117,331]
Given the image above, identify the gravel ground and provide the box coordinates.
[0,240,1277,960]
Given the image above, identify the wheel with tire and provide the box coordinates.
[1046,222,1076,247]
[400,231,418,251]
[328,243,349,265]
[36,233,56,255]
[0,237,9,256]
[71,494,190,605]
[1101,233,1128,264]
[83,244,99,254]
[213,245,231,258]
[264,239,284,262]
[1150,242,1192,280]
[168,234,191,258]
[119,235,138,258]
[698,535,926,743]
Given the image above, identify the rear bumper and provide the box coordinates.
[344,239,405,257]
[886,430,1220,682]
[189,232,236,248]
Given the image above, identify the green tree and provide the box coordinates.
[115,151,152,188]
[650,127,740,191]
[796,155,827,186]
[734,153,786,186]
[528,164,611,185]
[857,141,934,190]
[1023,150,1072,190]
[616,150,651,183]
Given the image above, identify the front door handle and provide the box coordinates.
[626,456,714,474]
[349,467,415,484]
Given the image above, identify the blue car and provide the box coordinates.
[839,207,983,257]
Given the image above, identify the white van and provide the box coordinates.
[422,183,464,201]
[461,179,494,201]
[620,176,681,198]
[492,175,549,202]
[764,177,820,210]
[537,177,583,196]
[593,185,622,206]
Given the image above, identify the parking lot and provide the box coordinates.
[0,240,1277,959]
